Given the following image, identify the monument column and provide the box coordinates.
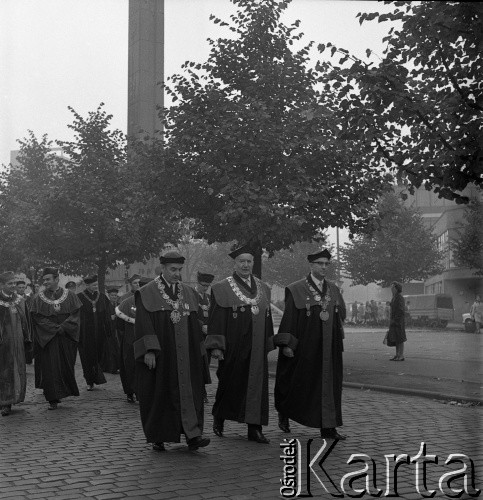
[128,0,164,138]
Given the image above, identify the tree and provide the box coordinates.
[0,132,60,273]
[452,198,483,274]
[317,1,482,203]
[153,0,393,277]
[341,192,444,287]
[0,106,176,291]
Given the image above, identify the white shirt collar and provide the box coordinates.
[310,273,324,290]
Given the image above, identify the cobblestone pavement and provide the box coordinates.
[0,362,481,499]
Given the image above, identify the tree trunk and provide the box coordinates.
[252,240,263,279]
[97,258,107,294]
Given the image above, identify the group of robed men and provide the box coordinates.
[0,244,346,451]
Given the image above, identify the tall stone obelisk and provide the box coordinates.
[128,0,164,138]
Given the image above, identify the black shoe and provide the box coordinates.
[87,384,94,391]
[203,395,209,404]
[320,428,346,440]
[48,401,58,410]
[126,394,135,403]
[278,414,291,433]
[213,417,224,437]
[247,429,270,444]
[1,405,11,416]
[187,436,210,451]
[152,442,166,452]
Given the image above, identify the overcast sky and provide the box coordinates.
[1,0,395,244]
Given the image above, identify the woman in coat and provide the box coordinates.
[388,281,407,361]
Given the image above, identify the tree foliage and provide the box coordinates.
[0,106,175,290]
[452,198,483,274]
[317,1,482,202]
[152,0,392,277]
[341,192,444,287]
[262,238,339,286]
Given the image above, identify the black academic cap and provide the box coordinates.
[83,275,98,285]
[127,274,141,283]
[229,243,255,259]
[139,277,153,286]
[16,280,26,285]
[42,267,59,277]
[197,272,215,284]
[106,287,119,294]
[159,251,185,265]
[307,249,332,262]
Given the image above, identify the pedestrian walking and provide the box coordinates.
[350,301,358,323]
[120,274,141,302]
[102,287,121,374]
[274,249,347,440]
[470,295,483,334]
[77,275,110,390]
[386,281,407,361]
[195,271,215,404]
[29,267,82,410]
[134,252,211,452]
[0,271,32,416]
[115,277,152,404]
[206,243,275,444]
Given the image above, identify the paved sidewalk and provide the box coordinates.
[0,363,481,499]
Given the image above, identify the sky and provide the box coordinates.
[0,0,395,246]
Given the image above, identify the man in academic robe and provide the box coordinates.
[29,267,82,410]
[274,249,347,440]
[134,252,210,452]
[115,277,152,404]
[16,279,33,365]
[0,271,32,416]
[206,244,275,444]
[102,287,121,374]
[120,274,141,302]
[195,271,215,403]
[77,275,111,390]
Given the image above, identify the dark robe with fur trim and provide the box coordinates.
[0,293,32,407]
[134,277,210,444]
[30,288,81,402]
[206,274,275,426]
[274,276,346,429]
[77,290,111,386]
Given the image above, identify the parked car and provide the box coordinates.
[403,293,454,328]
[462,312,476,333]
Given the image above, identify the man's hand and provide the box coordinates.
[282,347,294,358]
[144,352,156,369]
[211,348,224,361]
[202,324,208,334]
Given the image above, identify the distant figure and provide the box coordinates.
[358,302,365,323]
[120,274,141,302]
[387,282,407,361]
[103,287,121,374]
[351,301,358,323]
[370,300,379,323]
[470,295,482,334]
[77,275,110,390]
[65,281,77,292]
[364,301,371,323]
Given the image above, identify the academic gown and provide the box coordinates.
[274,276,346,429]
[102,298,121,374]
[116,295,137,396]
[29,288,81,402]
[206,274,275,426]
[133,278,210,443]
[0,293,32,406]
[77,290,111,386]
